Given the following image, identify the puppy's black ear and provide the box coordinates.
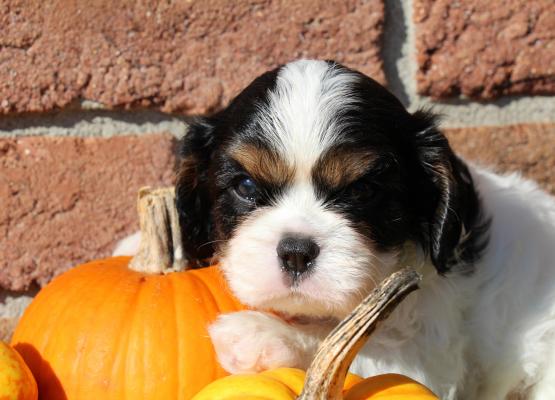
[410,111,488,274]
[175,118,217,266]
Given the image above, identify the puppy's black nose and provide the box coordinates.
[277,236,320,280]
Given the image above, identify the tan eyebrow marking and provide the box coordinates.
[314,147,378,188]
[229,143,294,186]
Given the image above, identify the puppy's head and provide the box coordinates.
[176,60,486,318]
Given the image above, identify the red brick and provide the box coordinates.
[415,0,555,99]
[446,123,555,195]
[0,0,385,115]
[0,134,177,291]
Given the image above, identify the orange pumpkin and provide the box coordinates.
[11,258,243,399]
[11,188,244,399]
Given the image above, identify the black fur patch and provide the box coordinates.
[175,61,490,273]
[175,67,282,263]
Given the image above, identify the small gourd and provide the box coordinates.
[0,340,38,400]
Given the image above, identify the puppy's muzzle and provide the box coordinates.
[277,235,320,281]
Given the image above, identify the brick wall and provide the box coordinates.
[1,0,554,340]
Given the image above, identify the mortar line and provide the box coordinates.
[0,108,189,138]
[383,0,555,128]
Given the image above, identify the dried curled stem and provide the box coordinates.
[298,268,421,399]
[129,187,187,273]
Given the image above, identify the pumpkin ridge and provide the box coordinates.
[73,263,130,398]
[49,264,110,396]
[89,262,146,397]
[47,268,79,395]
[167,272,192,397]
[191,272,220,312]
[165,274,182,400]
[133,273,151,399]
[110,265,146,400]
[189,267,242,313]
[187,270,226,378]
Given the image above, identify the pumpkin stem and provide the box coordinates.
[129,187,187,273]
[298,268,421,400]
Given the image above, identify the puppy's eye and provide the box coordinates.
[345,178,377,201]
[350,179,373,193]
[234,177,258,203]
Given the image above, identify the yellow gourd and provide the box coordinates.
[0,341,38,400]
[193,367,437,399]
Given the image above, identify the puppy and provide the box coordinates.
[175,60,555,399]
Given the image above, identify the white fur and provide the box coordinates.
[255,60,361,179]
[208,61,555,399]
[221,182,398,319]
[114,60,555,399]
[112,231,141,256]
[208,310,329,373]
[213,166,555,399]
[463,168,555,399]
[220,60,396,319]
[213,58,403,383]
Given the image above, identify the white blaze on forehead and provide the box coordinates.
[255,60,360,180]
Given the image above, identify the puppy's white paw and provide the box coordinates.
[208,311,303,374]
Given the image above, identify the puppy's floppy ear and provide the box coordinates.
[410,111,488,274]
[175,117,217,266]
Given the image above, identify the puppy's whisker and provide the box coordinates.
[197,239,227,250]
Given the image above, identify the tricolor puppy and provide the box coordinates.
[175,60,555,399]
